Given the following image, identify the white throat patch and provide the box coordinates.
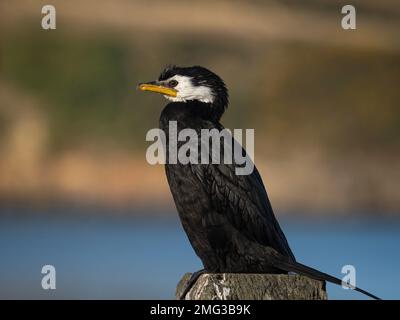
[164,75,214,104]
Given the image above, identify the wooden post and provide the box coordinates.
[176,273,327,300]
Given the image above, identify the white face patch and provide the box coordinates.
[163,75,214,104]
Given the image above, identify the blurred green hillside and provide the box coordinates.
[0,0,399,212]
[2,28,399,154]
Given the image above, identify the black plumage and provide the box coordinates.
[140,65,379,300]
[161,101,295,273]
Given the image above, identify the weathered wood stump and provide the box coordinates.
[176,273,327,300]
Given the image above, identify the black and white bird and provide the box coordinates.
[138,65,379,300]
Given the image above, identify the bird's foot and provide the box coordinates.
[179,269,206,300]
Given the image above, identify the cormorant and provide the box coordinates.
[138,65,379,300]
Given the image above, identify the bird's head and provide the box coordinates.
[138,65,229,120]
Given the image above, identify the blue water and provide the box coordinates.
[0,209,398,299]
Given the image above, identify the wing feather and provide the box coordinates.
[191,123,296,262]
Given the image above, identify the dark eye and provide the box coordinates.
[169,80,178,87]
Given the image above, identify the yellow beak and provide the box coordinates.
[138,83,177,97]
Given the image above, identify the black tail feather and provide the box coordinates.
[275,260,380,300]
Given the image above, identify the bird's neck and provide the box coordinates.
[186,100,225,122]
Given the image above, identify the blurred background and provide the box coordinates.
[0,0,399,299]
